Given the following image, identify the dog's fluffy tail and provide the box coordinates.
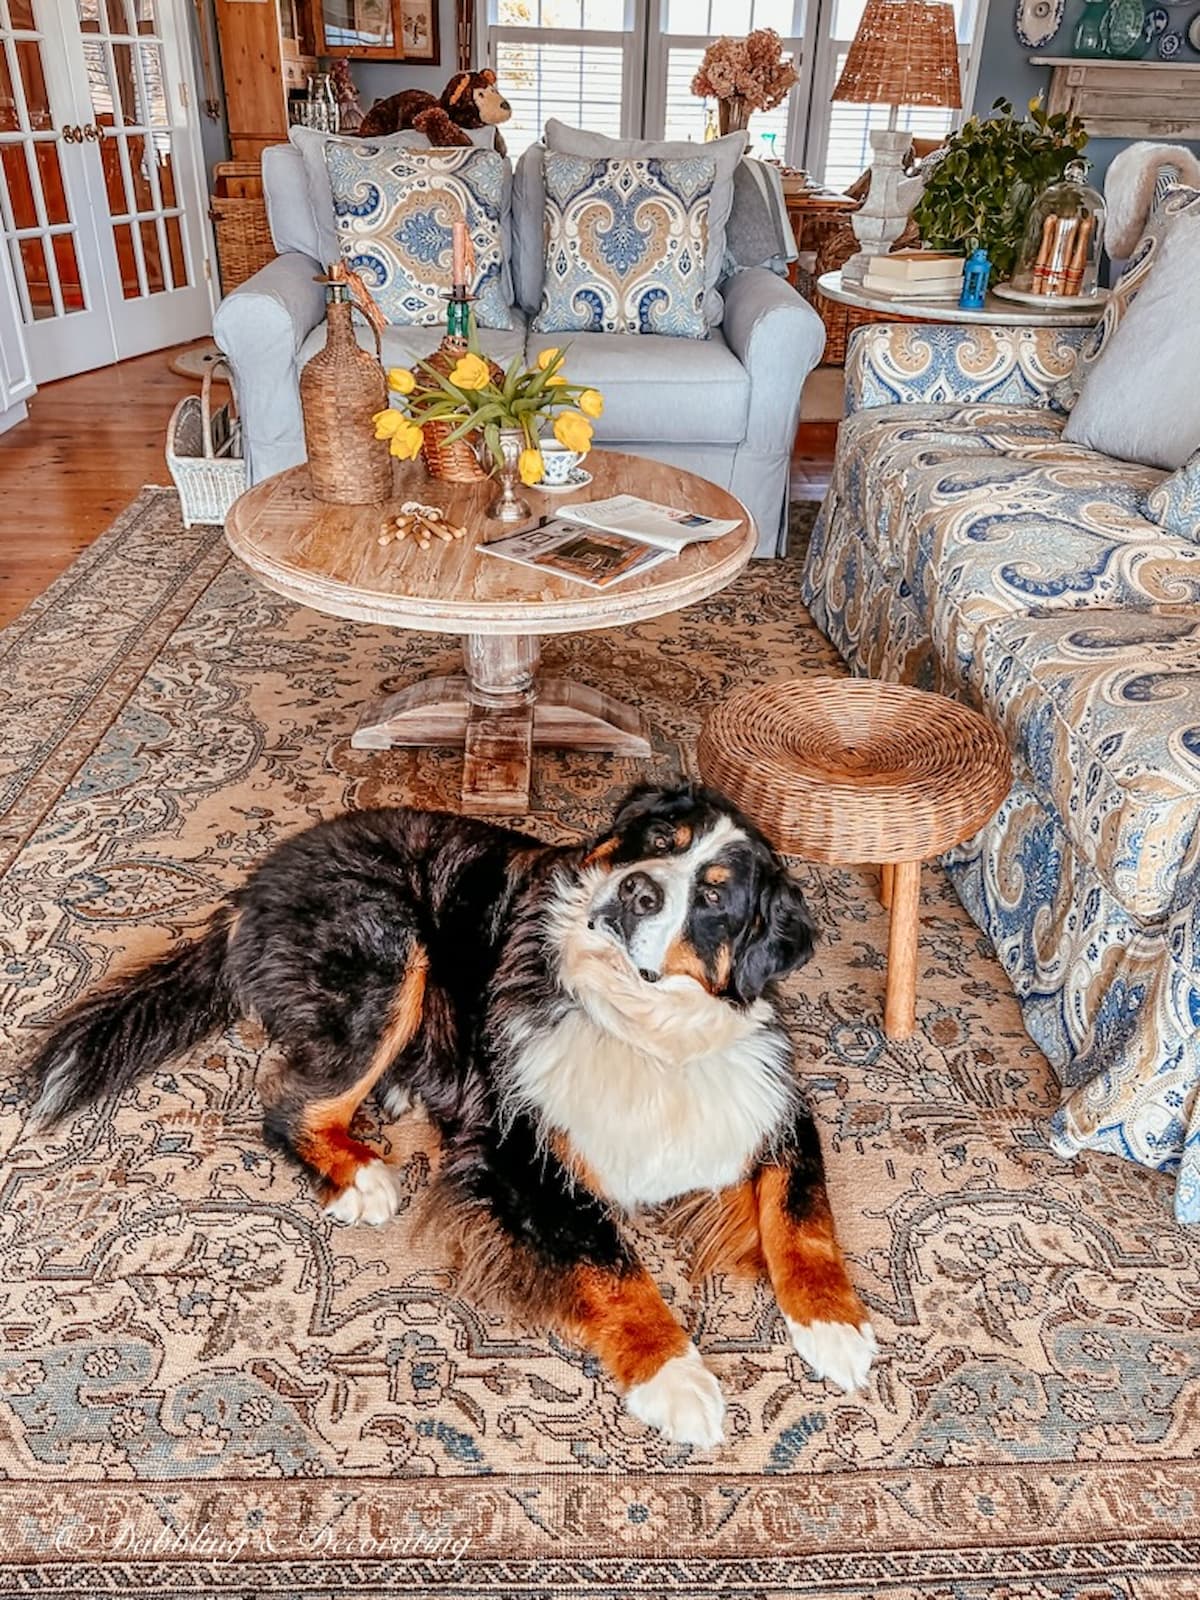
[27,909,239,1127]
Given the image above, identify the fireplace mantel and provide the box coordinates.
[1032,56,1200,139]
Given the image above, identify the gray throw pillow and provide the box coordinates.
[1063,211,1200,470]
[542,118,747,325]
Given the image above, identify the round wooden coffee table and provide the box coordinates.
[225,451,756,814]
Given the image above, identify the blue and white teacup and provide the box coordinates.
[540,442,584,486]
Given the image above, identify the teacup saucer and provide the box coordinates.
[537,467,593,494]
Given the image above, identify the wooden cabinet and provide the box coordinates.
[214,0,317,160]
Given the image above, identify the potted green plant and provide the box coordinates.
[912,97,1088,281]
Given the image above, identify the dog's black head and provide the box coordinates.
[582,781,817,1003]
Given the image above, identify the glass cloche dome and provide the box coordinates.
[1010,159,1106,299]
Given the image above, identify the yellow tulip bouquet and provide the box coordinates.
[373,345,603,487]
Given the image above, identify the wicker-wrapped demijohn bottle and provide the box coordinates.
[300,261,391,505]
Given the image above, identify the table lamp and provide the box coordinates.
[831,0,962,283]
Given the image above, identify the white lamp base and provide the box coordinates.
[842,127,921,285]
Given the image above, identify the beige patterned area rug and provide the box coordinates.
[2,489,1199,1599]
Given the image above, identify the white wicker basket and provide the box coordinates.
[166,357,246,527]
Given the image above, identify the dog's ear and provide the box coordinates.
[733,871,817,1002]
[582,780,690,866]
[610,779,694,830]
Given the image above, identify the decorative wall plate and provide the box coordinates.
[1146,5,1170,33]
[1159,26,1183,50]
[1190,9,1200,45]
[1015,0,1065,50]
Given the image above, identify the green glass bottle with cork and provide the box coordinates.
[418,219,504,484]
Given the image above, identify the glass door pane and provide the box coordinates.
[60,0,213,362]
[76,0,190,300]
[0,0,114,377]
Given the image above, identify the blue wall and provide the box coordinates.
[971,0,1200,183]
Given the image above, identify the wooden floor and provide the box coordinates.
[0,345,838,630]
[0,346,196,627]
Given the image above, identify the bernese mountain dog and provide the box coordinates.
[28,782,876,1447]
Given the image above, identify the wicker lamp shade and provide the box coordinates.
[831,0,962,109]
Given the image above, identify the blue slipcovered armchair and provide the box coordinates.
[213,142,825,558]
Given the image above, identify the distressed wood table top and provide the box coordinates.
[225,450,757,639]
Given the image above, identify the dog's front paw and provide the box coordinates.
[625,1343,725,1447]
[324,1160,404,1227]
[787,1317,877,1393]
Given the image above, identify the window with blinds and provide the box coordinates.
[655,0,804,159]
[484,0,986,185]
[491,0,630,161]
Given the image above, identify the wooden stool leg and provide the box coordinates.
[879,863,894,908]
[884,860,921,1041]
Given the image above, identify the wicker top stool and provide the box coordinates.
[698,677,1011,1040]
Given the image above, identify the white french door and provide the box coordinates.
[0,0,212,384]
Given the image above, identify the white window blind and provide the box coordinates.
[496,38,625,158]
[654,0,804,159]
[484,0,987,186]
[490,0,632,161]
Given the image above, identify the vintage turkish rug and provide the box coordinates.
[2,489,1199,1599]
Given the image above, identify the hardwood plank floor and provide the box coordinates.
[0,346,197,627]
[0,347,838,631]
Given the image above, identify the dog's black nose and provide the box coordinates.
[618,871,663,918]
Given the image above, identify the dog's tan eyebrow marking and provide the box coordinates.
[701,864,731,885]
[673,823,693,850]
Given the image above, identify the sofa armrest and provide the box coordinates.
[844,322,1090,416]
[213,251,325,484]
[722,267,826,451]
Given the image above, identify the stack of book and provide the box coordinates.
[862,251,966,301]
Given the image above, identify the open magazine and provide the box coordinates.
[479,495,744,591]
[557,494,742,552]
[480,522,674,590]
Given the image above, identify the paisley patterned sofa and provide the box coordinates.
[802,323,1200,1222]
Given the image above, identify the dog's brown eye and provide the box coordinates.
[702,886,722,907]
[649,832,671,853]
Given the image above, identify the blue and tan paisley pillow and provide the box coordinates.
[324,143,512,329]
[534,151,714,339]
[1147,449,1200,544]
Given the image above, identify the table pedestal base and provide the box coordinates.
[351,633,651,814]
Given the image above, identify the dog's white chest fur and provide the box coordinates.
[509,1008,792,1209]
[502,979,793,1203]
[499,872,796,1211]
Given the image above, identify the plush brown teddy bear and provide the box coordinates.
[359,69,511,156]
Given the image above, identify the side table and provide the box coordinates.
[816,269,1107,328]
[697,678,1012,1040]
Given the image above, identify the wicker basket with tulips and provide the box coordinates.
[373,345,604,489]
